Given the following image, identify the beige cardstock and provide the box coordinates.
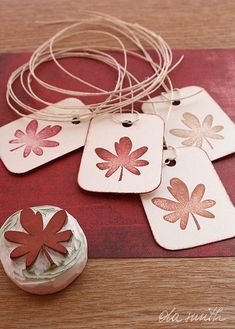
[78,113,164,193]
[142,86,235,161]
[141,147,235,250]
[0,98,90,173]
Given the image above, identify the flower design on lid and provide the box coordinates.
[4,209,72,267]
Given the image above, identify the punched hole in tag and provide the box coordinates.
[164,158,176,167]
[72,117,81,125]
[172,100,181,106]
[163,146,177,167]
[112,110,140,128]
[122,120,133,127]
[161,88,181,107]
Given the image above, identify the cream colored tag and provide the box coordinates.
[78,113,164,193]
[141,147,235,250]
[142,86,235,160]
[0,98,90,173]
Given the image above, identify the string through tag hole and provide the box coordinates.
[122,120,133,127]
[161,88,181,106]
[112,110,140,126]
[72,117,81,124]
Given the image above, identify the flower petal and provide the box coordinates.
[152,197,180,211]
[46,241,68,254]
[163,212,180,223]
[20,209,43,235]
[25,247,41,267]
[95,148,116,161]
[211,125,224,133]
[105,165,120,177]
[54,230,72,242]
[129,146,148,160]
[9,139,25,144]
[170,129,193,138]
[124,165,141,175]
[180,214,189,230]
[168,178,189,203]
[10,245,30,258]
[32,146,43,156]
[133,159,149,167]
[115,137,132,156]
[195,209,215,218]
[191,184,205,202]
[182,137,197,146]
[23,145,32,158]
[200,199,216,209]
[195,138,203,148]
[205,132,224,140]
[182,113,201,129]
[4,231,30,244]
[15,129,25,138]
[39,140,59,147]
[202,115,213,128]
[26,120,38,136]
[96,162,111,170]
[37,125,62,139]
[45,210,67,233]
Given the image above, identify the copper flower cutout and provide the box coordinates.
[170,113,224,149]
[5,209,72,267]
[9,119,62,158]
[152,178,216,230]
[95,136,149,181]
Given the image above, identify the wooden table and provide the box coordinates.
[0,1,234,328]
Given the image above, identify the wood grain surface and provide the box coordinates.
[0,1,235,328]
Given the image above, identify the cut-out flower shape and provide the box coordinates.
[152,178,216,230]
[4,209,72,267]
[170,113,224,149]
[95,136,149,181]
[9,119,62,158]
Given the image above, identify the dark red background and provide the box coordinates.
[0,49,234,257]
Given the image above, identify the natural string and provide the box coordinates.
[7,12,181,122]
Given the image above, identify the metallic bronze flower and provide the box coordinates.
[152,178,216,230]
[170,113,224,149]
[5,209,72,267]
[95,136,149,181]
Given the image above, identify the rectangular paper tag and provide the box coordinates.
[0,98,90,173]
[78,113,164,193]
[142,86,235,160]
[141,147,235,250]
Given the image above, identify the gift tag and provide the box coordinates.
[0,98,91,173]
[141,147,235,250]
[142,86,235,160]
[78,112,164,193]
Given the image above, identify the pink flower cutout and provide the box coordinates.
[95,136,149,181]
[9,119,62,158]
